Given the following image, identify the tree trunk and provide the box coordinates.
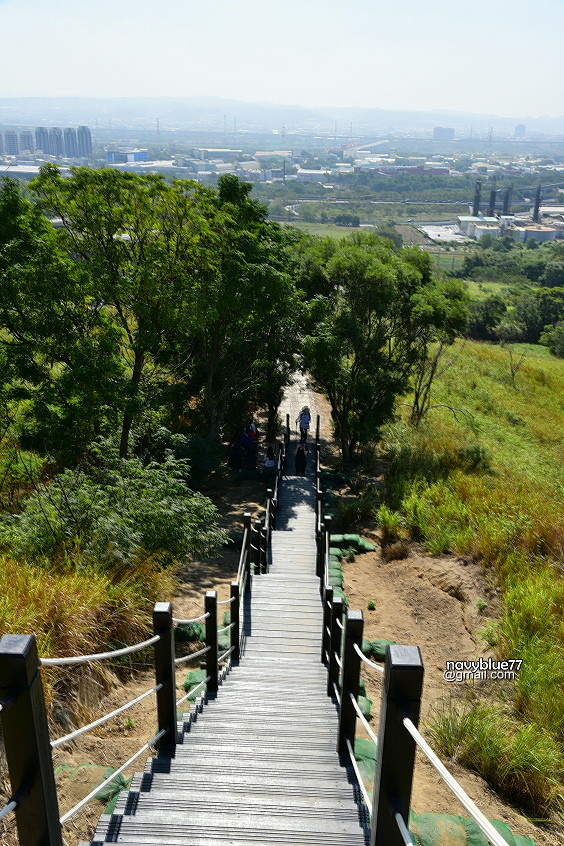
[119,348,145,459]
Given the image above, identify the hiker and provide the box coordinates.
[264,445,276,468]
[296,406,311,441]
[294,439,309,477]
[246,419,258,441]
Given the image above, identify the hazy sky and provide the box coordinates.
[2,0,563,117]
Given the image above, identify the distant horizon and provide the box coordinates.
[2,0,564,120]
[1,94,563,123]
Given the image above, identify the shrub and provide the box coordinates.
[0,445,226,571]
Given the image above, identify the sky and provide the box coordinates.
[1,0,564,118]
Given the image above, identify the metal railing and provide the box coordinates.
[0,464,286,846]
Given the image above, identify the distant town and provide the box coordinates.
[1,116,563,244]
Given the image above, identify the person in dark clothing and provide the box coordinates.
[294,439,309,476]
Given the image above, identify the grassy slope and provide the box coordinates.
[380,339,563,817]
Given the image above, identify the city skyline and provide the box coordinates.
[1,0,564,120]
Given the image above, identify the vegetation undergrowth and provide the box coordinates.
[378,339,564,818]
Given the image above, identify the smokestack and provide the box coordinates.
[472,180,482,217]
[502,185,512,215]
[533,184,542,223]
[487,177,497,217]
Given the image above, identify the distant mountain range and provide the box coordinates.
[1,96,563,135]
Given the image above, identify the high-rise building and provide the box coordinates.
[49,127,64,157]
[64,127,78,157]
[514,124,526,138]
[0,134,4,156]
[77,125,92,156]
[432,126,455,141]
[4,130,19,155]
[19,130,35,152]
[35,126,49,153]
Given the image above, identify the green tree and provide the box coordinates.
[302,236,444,465]
[0,178,124,462]
[31,166,221,457]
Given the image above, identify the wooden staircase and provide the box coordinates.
[82,467,369,845]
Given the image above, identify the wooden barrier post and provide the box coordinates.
[315,491,323,578]
[321,514,332,592]
[321,585,333,666]
[315,413,320,444]
[370,645,424,846]
[253,519,262,575]
[230,581,240,662]
[260,522,267,574]
[205,591,218,693]
[327,596,344,697]
[267,487,276,530]
[243,512,252,592]
[337,609,364,754]
[152,602,177,749]
[0,634,63,846]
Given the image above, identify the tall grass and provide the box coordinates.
[0,555,176,709]
[425,701,562,817]
[378,339,564,816]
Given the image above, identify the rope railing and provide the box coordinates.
[40,634,161,666]
[175,674,211,708]
[174,644,211,665]
[172,611,210,625]
[217,622,235,635]
[348,690,378,746]
[51,684,163,749]
[402,717,511,846]
[59,729,166,825]
[217,596,236,605]
[353,642,385,675]
[345,737,372,810]
[0,799,17,821]
[218,645,234,663]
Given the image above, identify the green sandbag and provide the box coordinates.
[182,668,207,698]
[409,812,467,846]
[343,533,375,551]
[222,611,230,627]
[371,638,397,660]
[329,546,343,557]
[218,634,230,653]
[354,737,377,791]
[329,553,342,565]
[174,621,204,643]
[330,534,347,545]
[409,812,537,846]
[362,638,376,658]
[358,695,372,718]
[358,677,366,697]
[329,572,343,587]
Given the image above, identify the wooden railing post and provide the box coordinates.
[327,596,344,697]
[253,519,262,575]
[230,581,240,662]
[315,491,323,578]
[152,602,177,749]
[321,585,333,666]
[205,591,218,693]
[337,609,364,754]
[0,634,63,846]
[370,645,424,846]
[315,413,320,444]
[243,512,252,592]
[321,514,332,594]
[260,522,268,574]
[267,487,276,530]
